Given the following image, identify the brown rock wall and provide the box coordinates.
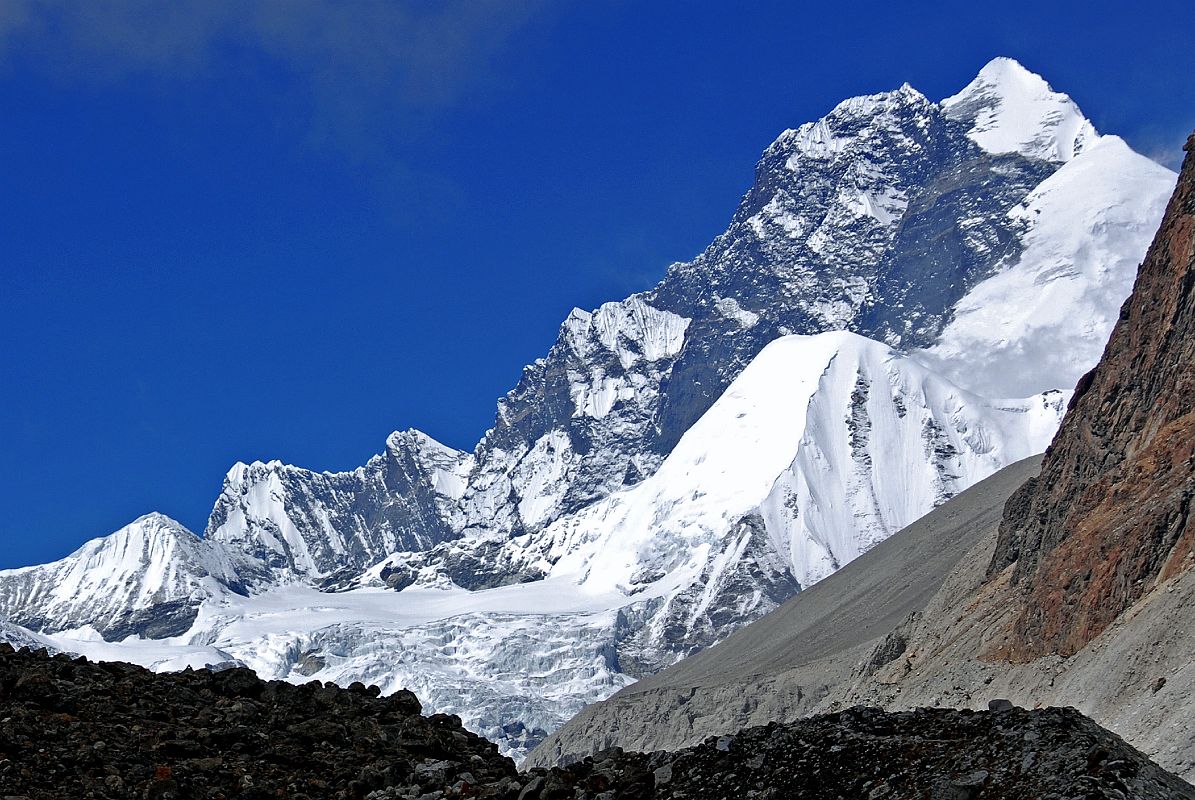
[991,133,1195,660]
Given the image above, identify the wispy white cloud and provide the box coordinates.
[0,1,559,157]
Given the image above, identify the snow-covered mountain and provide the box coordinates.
[0,513,242,640]
[207,429,472,587]
[460,332,1066,670]
[942,56,1097,162]
[0,58,1176,759]
[452,58,1170,550]
[914,133,1174,395]
[1,331,1065,758]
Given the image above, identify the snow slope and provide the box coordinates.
[942,56,1097,163]
[915,135,1176,396]
[492,332,1065,669]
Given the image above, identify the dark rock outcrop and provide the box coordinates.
[0,644,519,800]
[2,645,1192,799]
[990,133,1195,660]
[525,705,1194,800]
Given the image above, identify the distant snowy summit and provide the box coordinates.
[0,58,1177,759]
[0,513,242,640]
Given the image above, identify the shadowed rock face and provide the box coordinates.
[990,133,1195,660]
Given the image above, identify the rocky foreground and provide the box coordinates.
[1,645,1191,799]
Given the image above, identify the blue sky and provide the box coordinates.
[2,0,1192,568]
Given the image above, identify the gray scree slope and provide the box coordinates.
[529,455,1195,783]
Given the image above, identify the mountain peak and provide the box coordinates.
[827,81,931,120]
[942,56,1098,163]
[385,428,454,454]
[128,511,192,534]
[974,56,1045,86]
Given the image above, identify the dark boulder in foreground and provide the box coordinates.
[1,644,1191,799]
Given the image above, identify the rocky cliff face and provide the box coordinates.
[458,298,689,541]
[456,77,1053,552]
[642,82,1049,453]
[448,58,1171,556]
[206,430,471,586]
[990,132,1195,660]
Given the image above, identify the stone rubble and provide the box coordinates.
[2,644,1191,799]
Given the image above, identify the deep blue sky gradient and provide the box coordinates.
[2,1,1193,568]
